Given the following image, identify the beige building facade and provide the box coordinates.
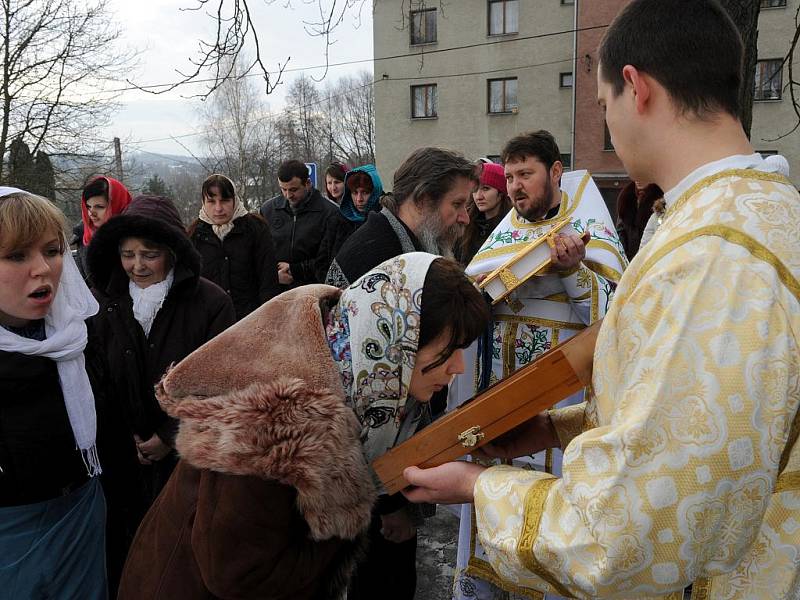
[372,0,576,183]
[373,0,800,192]
[750,0,800,184]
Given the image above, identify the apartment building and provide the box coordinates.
[750,0,800,186]
[372,0,576,181]
[373,0,800,198]
[575,0,800,208]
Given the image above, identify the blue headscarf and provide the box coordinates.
[339,164,384,224]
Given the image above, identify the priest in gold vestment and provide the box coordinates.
[402,1,800,598]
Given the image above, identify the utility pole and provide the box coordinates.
[113,137,124,182]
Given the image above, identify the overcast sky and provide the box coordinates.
[105,0,374,157]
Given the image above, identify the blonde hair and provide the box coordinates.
[0,192,67,252]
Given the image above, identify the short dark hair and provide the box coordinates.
[599,0,742,119]
[346,171,373,193]
[325,162,346,181]
[83,177,109,203]
[201,174,235,201]
[501,131,562,170]
[277,160,310,183]
[390,147,478,211]
[418,258,490,373]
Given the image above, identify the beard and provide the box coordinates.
[416,208,464,259]
[514,176,554,222]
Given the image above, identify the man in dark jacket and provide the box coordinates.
[326,147,477,288]
[259,160,341,289]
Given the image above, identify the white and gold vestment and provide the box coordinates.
[451,170,627,600]
[474,157,800,599]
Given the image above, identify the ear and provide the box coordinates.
[550,160,563,185]
[622,65,651,114]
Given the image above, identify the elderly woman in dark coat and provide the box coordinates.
[117,253,490,600]
[88,195,236,591]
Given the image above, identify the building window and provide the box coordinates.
[754,59,783,101]
[559,72,573,88]
[410,8,437,45]
[603,123,614,150]
[560,153,572,169]
[488,0,518,35]
[411,84,437,118]
[760,0,786,7]
[561,0,574,4]
[488,78,518,114]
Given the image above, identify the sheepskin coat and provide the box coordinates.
[118,285,375,600]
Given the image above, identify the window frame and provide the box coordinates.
[559,71,574,88]
[411,83,438,119]
[410,8,437,46]
[487,77,519,114]
[753,58,783,101]
[487,0,519,36]
[760,0,786,8]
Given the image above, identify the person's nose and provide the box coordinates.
[448,348,465,375]
[30,252,52,276]
[457,205,470,225]
[507,177,521,196]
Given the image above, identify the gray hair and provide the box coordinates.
[389,147,478,212]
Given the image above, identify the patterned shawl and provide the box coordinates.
[326,252,438,465]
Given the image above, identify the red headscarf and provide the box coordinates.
[80,176,132,246]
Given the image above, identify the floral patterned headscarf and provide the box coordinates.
[326,252,438,465]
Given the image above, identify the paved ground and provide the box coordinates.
[415,506,461,599]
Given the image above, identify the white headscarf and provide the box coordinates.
[129,269,175,337]
[0,187,102,476]
[198,176,250,241]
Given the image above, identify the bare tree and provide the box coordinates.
[283,74,327,163]
[199,56,277,210]
[0,0,134,183]
[326,70,375,165]
[165,167,208,225]
[131,0,372,97]
[719,0,761,138]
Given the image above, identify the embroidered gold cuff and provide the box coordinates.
[517,478,575,598]
[548,403,587,449]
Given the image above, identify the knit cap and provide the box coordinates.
[479,162,507,195]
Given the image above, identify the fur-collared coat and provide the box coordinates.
[118,285,376,600]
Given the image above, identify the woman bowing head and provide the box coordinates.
[118,252,489,600]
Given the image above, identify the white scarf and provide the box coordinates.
[0,192,102,476]
[129,269,175,337]
[199,199,249,241]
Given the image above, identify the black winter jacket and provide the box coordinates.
[189,214,280,320]
[259,188,340,288]
[88,197,236,449]
[0,348,93,506]
[328,210,424,287]
[455,211,506,266]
